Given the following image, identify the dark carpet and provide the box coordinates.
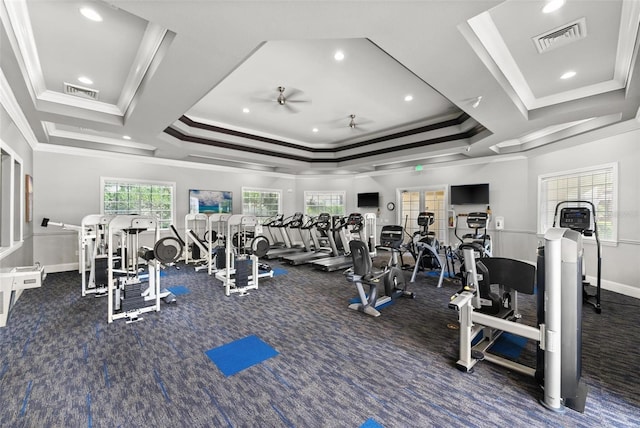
[0,258,638,427]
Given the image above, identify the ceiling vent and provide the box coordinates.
[533,17,587,54]
[63,82,99,100]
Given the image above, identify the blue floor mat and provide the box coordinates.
[489,332,528,359]
[270,267,288,276]
[166,285,190,296]
[361,418,384,428]
[205,335,279,377]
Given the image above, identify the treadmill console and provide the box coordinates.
[559,207,592,235]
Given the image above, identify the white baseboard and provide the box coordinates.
[584,275,639,299]
[46,263,79,274]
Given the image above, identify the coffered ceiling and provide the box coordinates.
[2,0,639,174]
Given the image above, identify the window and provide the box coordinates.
[400,188,447,245]
[101,178,175,229]
[242,187,282,220]
[0,141,24,258]
[304,191,345,216]
[538,163,617,242]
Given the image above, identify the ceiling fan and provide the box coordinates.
[267,86,310,112]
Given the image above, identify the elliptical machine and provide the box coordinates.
[408,212,446,287]
[552,201,602,313]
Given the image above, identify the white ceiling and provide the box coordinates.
[2,0,639,174]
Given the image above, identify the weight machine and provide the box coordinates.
[184,213,209,268]
[552,201,601,313]
[449,227,588,412]
[0,263,46,327]
[107,215,182,323]
[41,215,114,296]
[215,214,273,296]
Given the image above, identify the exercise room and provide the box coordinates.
[1,0,639,426]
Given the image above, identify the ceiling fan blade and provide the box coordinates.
[286,88,303,99]
[283,103,300,113]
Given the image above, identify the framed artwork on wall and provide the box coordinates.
[189,189,232,214]
[25,174,33,222]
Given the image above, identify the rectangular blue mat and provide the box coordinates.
[166,285,190,295]
[270,267,288,276]
[489,332,528,359]
[205,335,278,377]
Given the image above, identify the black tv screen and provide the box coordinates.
[357,192,379,207]
[450,184,489,205]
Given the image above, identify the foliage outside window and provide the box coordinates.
[242,188,282,221]
[102,178,175,229]
[538,163,617,242]
[304,191,345,217]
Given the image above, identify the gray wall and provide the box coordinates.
[33,150,296,269]
[0,104,34,270]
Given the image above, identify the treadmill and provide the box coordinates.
[282,213,335,265]
[312,213,363,272]
[264,212,306,259]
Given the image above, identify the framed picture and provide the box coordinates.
[25,174,33,222]
[189,189,232,214]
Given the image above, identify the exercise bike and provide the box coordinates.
[344,225,415,317]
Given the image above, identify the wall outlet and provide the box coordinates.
[495,216,505,230]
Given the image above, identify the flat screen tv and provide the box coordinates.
[357,192,379,208]
[450,184,489,205]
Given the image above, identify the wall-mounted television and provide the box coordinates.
[450,184,489,205]
[357,192,379,208]
[189,189,233,213]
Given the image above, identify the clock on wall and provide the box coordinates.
[386,202,395,211]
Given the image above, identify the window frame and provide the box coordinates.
[304,190,346,217]
[241,187,282,220]
[398,186,448,246]
[537,162,618,243]
[100,177,176,230]
[0,139,24,260]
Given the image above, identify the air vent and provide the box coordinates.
[64,82,99,100]
[533,17,587,54]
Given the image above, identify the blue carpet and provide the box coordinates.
[361,418,384,428]
[271,267,288,276]
[489,332,528,359]
[138,271,167,280]
[166,285,190,295]
[205,335,279,377]
[425,270,455,278]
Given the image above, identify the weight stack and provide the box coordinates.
[121,283,146,312]
[235,257,251,288]
[216,247,226,269]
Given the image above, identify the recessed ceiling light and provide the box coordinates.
[561,70,576,79]
[404,95,413,102]
[542,0,565,14]
[78,76,93,85]
[312,128,319,133]
[242,107,250,113]
[334,51,345,61]
[80,7,102,22]
[122,135,131,140]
